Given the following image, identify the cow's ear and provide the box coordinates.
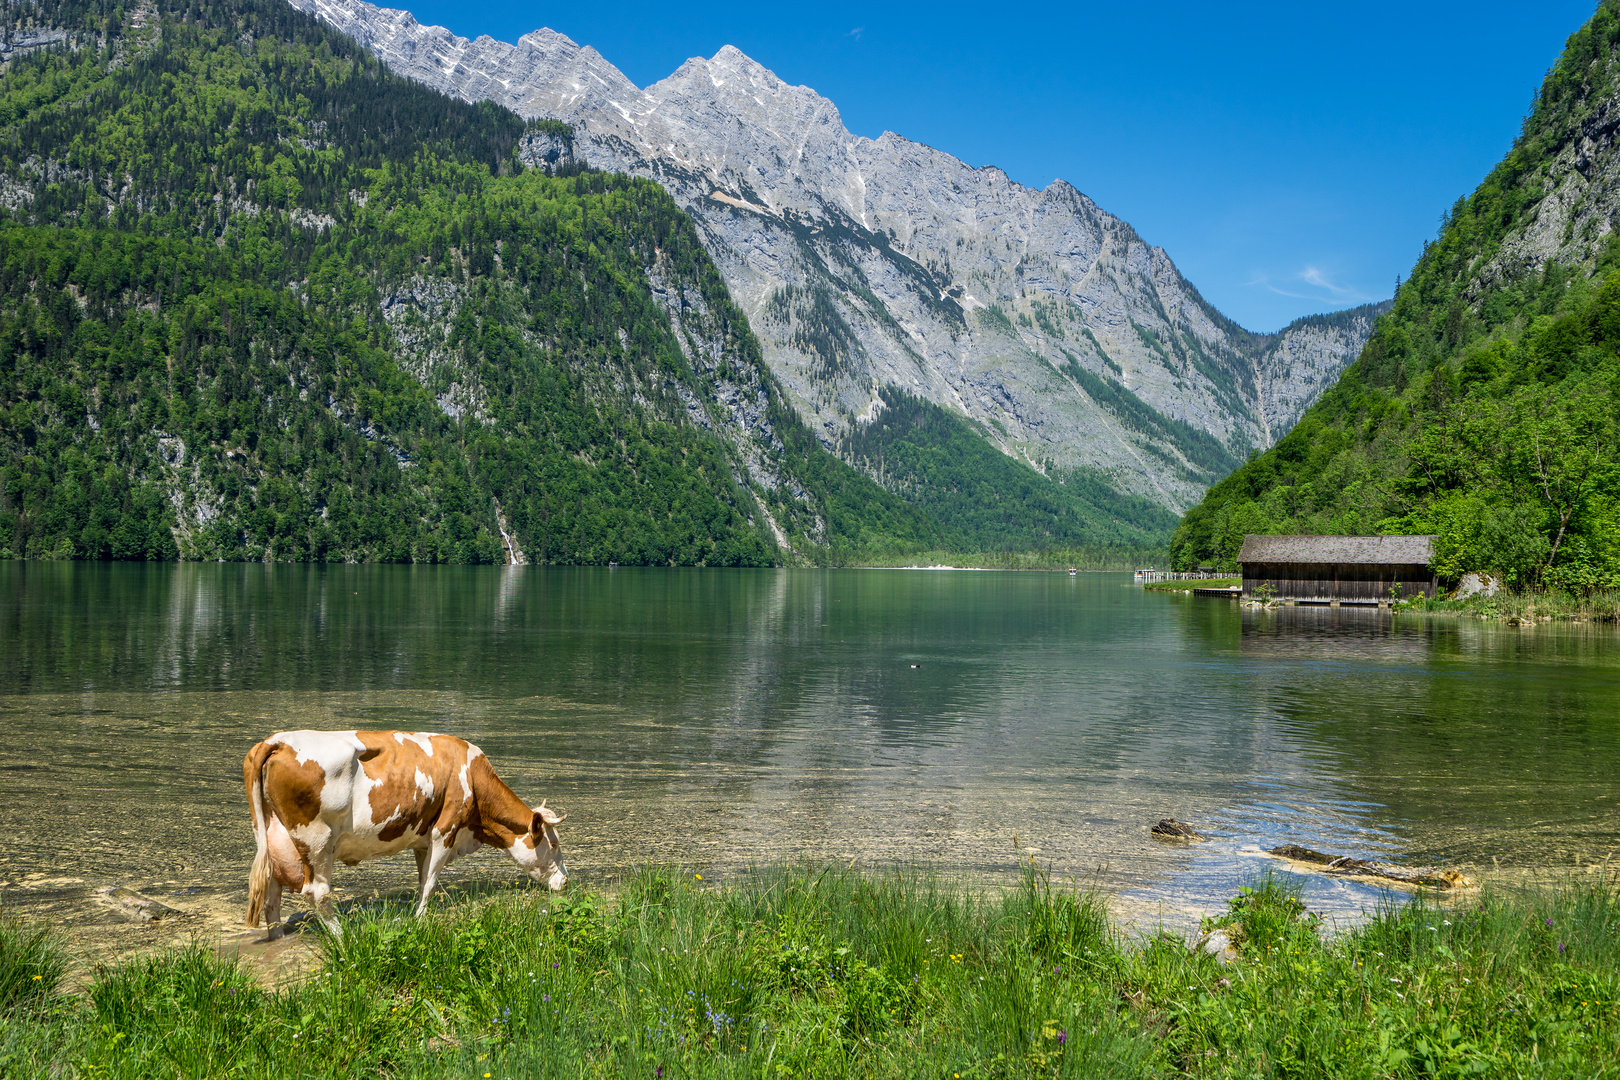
[536,804,565,826]
[530,810,546,837]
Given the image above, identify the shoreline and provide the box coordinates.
[1143,580,1620,624]
[6,863,1616,1077]
[11,846,1595,975]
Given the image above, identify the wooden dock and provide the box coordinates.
[1192,586,1241,598]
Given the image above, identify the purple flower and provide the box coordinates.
[543,994,550,1002]
[656,1069,663,1078]
[1057,1029,1067,1045]
[1546,917,1554,928]
[1559,943,1567,954]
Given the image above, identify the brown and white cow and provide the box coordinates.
[243,730,566,938]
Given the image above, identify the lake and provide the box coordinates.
[2,562,1616,947]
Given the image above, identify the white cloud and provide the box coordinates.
[1300,266,1371,300]
[1242,267,1376,304]
[847,26,864,40]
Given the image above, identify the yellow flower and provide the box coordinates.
[695,874,702,880]
[32,975,42,981]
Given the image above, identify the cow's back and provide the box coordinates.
[260,730,479,862]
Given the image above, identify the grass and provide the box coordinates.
[3,865,1619,1077]
[1401,588,1620,622]
[1142,578,1239,594]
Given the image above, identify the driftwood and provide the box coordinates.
[94,885,184,922]
[1269,844,1473,889]
[1151,818,1207,842]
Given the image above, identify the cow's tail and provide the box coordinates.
[243,740,276,927]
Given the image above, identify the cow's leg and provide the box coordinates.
[263,814,307,941]
[302,848,341,937]
[413,834,458,916]
[263,877,286,941]
[413,846,431,893]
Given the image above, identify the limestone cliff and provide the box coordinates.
[289,0,1380,512]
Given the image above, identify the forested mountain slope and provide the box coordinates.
[0,0,1169,563]
[1173,1,1620,590]
[283,0,1384,516]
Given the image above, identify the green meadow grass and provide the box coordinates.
[2,866,1618,1077]
[1401,589,1620,622]
[1141,579,1240,594]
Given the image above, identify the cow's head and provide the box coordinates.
[512,801,567,891]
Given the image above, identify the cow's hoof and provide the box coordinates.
[265,925,286,942]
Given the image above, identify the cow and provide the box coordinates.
[243,730,567,938]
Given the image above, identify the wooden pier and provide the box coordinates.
[1133,569,1226,583]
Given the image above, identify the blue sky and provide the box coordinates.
[396,0,1595,333]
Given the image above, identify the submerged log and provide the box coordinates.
[1268,844,1473,889]
[1151,818,1207,842]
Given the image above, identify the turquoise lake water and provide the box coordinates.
[2,562,1616,935]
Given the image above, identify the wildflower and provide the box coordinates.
[695,874,702,880]
[1546,917,1554,928]
[1560,943,1567,954]
[1057,1030,1067,1045]
[32,975,41,981]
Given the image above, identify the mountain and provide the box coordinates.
[281,0,1384,515]
[1172,2,1620,590]
[0,0,1175,564]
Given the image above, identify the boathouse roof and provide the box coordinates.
[1237,534,1435,565]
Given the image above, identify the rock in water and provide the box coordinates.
[1151,818,1206,842]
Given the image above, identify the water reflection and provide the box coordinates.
[1,563,1616,943]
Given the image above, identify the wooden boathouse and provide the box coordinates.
[1238,534,1438,604]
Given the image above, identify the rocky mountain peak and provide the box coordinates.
[286,0,1384,513]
